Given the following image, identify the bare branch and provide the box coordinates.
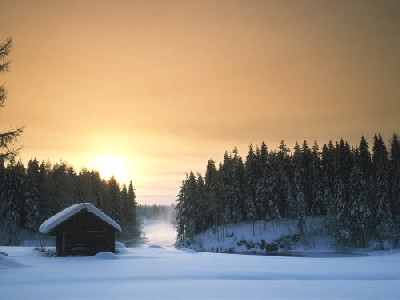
[0,38,12,73]
[0,37,12,59]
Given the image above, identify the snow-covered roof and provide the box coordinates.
[39,203,122,234]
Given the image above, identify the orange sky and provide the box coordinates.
[0,0,399,204]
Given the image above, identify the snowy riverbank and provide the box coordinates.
[179,217,399,256]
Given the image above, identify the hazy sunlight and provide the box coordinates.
[90,155,128,183]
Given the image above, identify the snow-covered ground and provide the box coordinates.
[1,224,400,299]
[1,221,400,299]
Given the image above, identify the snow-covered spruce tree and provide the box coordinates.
[301,141,314,215]
[358,135,373,238]
[120,184,129,227]
[325,139,354,247]
[311,142,324,215]
[127,180,138,233]
[348,151,370,248]
[268,147,291,219]
[244,144,261,230]
[49,161,76,208]
[231,148,246,222]
[277,140,295,218]
[25,159,40,231]
[204,159,220,229]
[255,176,269,226]
[359,136,372,179]
[252,143,270,220]
[108,176,123,224]
[321,141,336,212]
[37,160,59,222]
[218,151,236,224]
[175,172,199,240]
[292,142,305,209]
[372,134,394,243]
[291,140,319,216]
[175,178,188,241]
[196,174,209,233]
[335,139,353,207]
[332,178,350,246]
[75,169,89,203]
[117,182,137,238]
[91,170,105,209]
[296,191,306,237]
[263,170,281,224]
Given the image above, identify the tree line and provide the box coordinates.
[137,204,176,223]
[176,134,400,248]
[0,159,138,245]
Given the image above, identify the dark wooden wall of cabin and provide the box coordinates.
[53,211,116,256]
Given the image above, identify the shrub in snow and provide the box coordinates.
[33,247,56,257]
[265,243,278,252]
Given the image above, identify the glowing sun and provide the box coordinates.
[91,155,128,183]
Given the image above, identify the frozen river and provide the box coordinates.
[141,220,177,247]
[1,244,400,299]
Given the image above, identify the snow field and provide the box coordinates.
[1,244,400,299]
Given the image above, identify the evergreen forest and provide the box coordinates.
[176,135,400,248]
[0,159,138,245]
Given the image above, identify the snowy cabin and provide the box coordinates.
[39,203,122,256]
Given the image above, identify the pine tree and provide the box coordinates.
[176,177,189,240]
[0,38,23,162]
[359,136,372,179]
[175,172,199,240]
[25,159,40,231]
[91,170,105,209]
[372,134,394,241]
[196,174,208,232]
[348,151,370,247]
[204,159,219,228]
[37,160,58,222]
[231,148,246,222]
[255,176,269,223]
[332,178,350,246]
[321,141,336,212]
[218,151,236,224]
[358,136,373,238]
[120,184,129,226]
[311,142,324,215]
[268,147,290,219]
[244,145,260,233]
[127,180,137,232]
[296,191,306,237]
[277,140,294,218]
[108,176,122,224]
